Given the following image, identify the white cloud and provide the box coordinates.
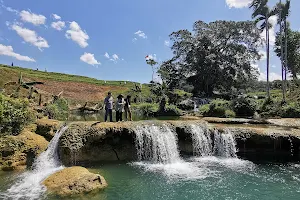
[132,38,137,42]
[65,21,89,48]
[259,50,266,60]
[112,54,119,61]
[271,65,277,68]
[80,52,100,66]
[134,30,147,39]
[52,14,61,20]
[0,44,35,62]
[20,10,46,26]
[164,40,170,47]
[11,24,49,50]
[226,0,252,8]
[6,6,19,14]
[104,52,110,59]
[261,15,277,46]
[51,21,65,31]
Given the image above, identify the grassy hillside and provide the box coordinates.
[0,64,151,104]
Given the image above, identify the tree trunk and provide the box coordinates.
[279,6,286,102]
[266,19,270,99]
[284,19,288,89]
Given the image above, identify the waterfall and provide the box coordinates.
[134,124,180,163]
[189,125,237,158]
[213,129,237,158]
[190,125,212,156]
[3,126,68,200]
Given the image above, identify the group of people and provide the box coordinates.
[104,92,132,122]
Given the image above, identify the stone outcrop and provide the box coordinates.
[58,120,300,165]
[43,166,107,196]
[0,128,49,171]
[35,118,61,141]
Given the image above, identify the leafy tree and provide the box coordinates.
[145,56,158,82]
[159,20,262,97]
[249,0,277,99]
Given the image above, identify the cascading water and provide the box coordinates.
[2,126,68,200]
[190,125,212,156]
[213,129,237,158]
[189,125,237,158]
[134,124,180,163]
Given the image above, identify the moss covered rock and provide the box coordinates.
[35,118,61,141]
[43,166,107,196]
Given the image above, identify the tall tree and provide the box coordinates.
[275,25,300,80]
[250,0,277,99]
[160,20,262,96]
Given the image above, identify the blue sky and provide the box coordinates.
[0,0,299,83]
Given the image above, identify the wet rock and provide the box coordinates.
[36,119,61,141]
[43,166,107,196]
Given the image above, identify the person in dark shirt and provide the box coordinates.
[104,92,113,122]
[124,95,132,121]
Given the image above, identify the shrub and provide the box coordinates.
[259,98,282,118]
[225,110,236,118]
[162,104,183,116]
[0,94,35,136]
[199,104,210,115]
[168,89,192,105]
[203,99,233,118]
[44,98,69,120]
[231,96,257,117]
[132,103,158,117]
[281,102,300,118]
[178,99,194,111]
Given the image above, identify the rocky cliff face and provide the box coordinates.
[56,120,300,165]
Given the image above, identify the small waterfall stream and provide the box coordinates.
[134,124,181,163]
[3,126,68,200]
[189,125,237,158]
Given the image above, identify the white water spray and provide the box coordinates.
[3,126,68,200]
[189,125,237,158]
[134,124,180,163]
[190,125,212,156]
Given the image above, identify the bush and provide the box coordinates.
[225,110,236,118]
[162,104,183,116]
[199,104,210,115]
[281,102,300,118]
[44,98,69,120]
[178,99,194,111]
[231,96,257,117]
[203,99,233,118]
[0,94,35,135]
[168,89,192,105]
[132,103,158,117]
[259,98,282,118]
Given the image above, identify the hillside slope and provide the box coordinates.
[0,64,149,104]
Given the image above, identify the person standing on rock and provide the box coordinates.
[104,92,114,122]
[124,95,132,121]
[116,94,125,122]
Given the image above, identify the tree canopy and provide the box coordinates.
[159,20,263,96]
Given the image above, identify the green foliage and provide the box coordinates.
[225,110,236,118]
[168,89,192,105]
[231,96,257,117]
[161,104,183,116]
[44,98,69,120]
[281,102,300,118]
[203,99,234,118]
[0,94,35,136]
[160,20,262,96]
[199,104,210,115]
[132,103,158,117]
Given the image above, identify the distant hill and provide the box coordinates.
[0,64,150,104]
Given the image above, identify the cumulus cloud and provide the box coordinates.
[11,24,49,50]
[104,52,110,59]
[164,40,170,47]
[20,10,46,26]
[65,21,89,48]
[51,21,65,31]
[259,50,267,60]
[52,14,61,20]
[226,0,252,8]
[80,52,100,66]
[112,54,119,61]
[6,6,19,14]
[134,30,147,39]
[260,16,278,46]
[0,44,35,62]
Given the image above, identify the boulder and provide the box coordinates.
[35,118,61,141]
[43,166,107,196]
[0,129,49,171]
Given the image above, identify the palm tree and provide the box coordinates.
[276,0,290,102]
[250,0,277,99]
